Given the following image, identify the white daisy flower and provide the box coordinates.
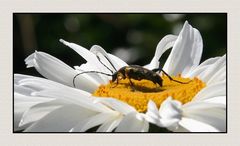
[14,21,226,132]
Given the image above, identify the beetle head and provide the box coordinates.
[112,72,118,82]
[112,72,125,83]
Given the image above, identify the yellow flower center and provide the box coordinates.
[93,74,206,113]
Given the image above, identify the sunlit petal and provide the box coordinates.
[90,45,127,71]
[96,116,122,132]
[14,92,53,131]
[182,102,226,131]
[179,118,220,132]
[115,113,149,132]
[193,81,226,102]
[19,99,67,127]
[163,21,203,76]
[32,89,108,113]
[204,96,226,105]
[145,100,161,124]
[158,97,182,127]
[70,112,119,132]
[185,56,221,77]
[198,55,226,83]
[95,98,136,115]
[145,35,178,70]
[74,64,107,84]
[207,65,226,85]
[24,104,97,132]
[25,51,99,92]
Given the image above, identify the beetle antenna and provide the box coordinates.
[73,71,112,87]
[96,55,114,74]
[97,53,117,72]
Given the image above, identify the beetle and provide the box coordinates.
[111,65,164,87]
[73,54,189,89]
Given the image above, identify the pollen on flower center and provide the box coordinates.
[93,75,206,113]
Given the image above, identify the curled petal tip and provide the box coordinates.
[59,39,67,44]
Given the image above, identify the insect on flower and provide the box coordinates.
[73,53,190,90]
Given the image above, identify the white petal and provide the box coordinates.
[14,73,33,84]
[196,56,221,67]
[185,66,209,79]
[96,116,122,132]
[15,84,35,96]
[179,117,220,132]
[14,102,40,131]
[163,21,203,76]
[24,104,97,132]
[14,92,53,131]
[157,97,182,127]
[115,113,149,132]
[172,125,190,132]
[59,39,99,66]
[25,51,74,84]
[182,102,226,132]
[109,54,128,68]
[159,97,182,119]
[14,93,51,112]
[145,100,161,124]
[183,101,225,111]
[193,81,226,102]
[15,119,31,131]
[90,45,126,83]
[14,93,52,105]
[74,64,107,84]
[198,55,226,83]
[14,73,106,129]
[90,45,127,71]
[15,74,96,110]
[95,98,136,115]
[15,74,91,97]
[205,96,226,105]
[25,51,99,93]
[25,80,91,98]
[146,98,183,128]
[60,39,113,83]
[144,34,178,70]
[32,89,109,113]
[71,112,119,132]
[19,99,67,127]
[207,65,226,85]
[185,56,221,77]
[14,74,42,96]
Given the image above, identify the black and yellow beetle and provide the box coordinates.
[73,54,188,89]
[111,65,163,87]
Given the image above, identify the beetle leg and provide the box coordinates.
[152,62,191,84]
[111,78,119,88]
[128,79,136,91]
[161,70,191,84]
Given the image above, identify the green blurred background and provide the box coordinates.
[13,14,227,76]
